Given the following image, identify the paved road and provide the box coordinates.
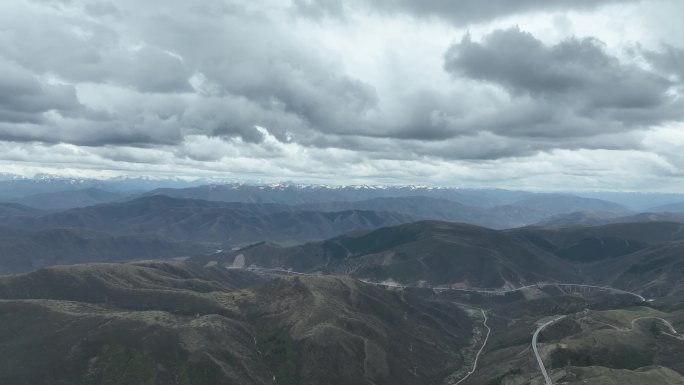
[246,267,646,302]
[455,309,491,385]
[588,315,682,338]
[532,316,566,385]
[553,283,646,302]
[433,283,645,302]
[630,317,679,334]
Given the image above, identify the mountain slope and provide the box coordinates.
[0,202,42,217]
[514,221,684,263]
[587,241,684,299]
[197,220,585,287]
[0,262,472,385]
[196,220,684,291]
[0,227,203,274]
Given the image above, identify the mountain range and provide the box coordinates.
[8,188,128,210]
[0,227,202,275]
[196,220,684,297]
[0,182,684,384]
[0,195,413,247]
[3,182,684,277]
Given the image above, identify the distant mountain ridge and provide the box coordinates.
[5,174,684,209]
[512,194,629,216]
[142,183,509,207]
[649,201,684,212]
[142,183,632,212]
[296,195,631,229]
[533,211,684,227]
[0,195,415,247]
[0,176,203,200]
[0,227,202,275]
[8,187,128,210]
[0,189,643,276]
[0,202,43,217]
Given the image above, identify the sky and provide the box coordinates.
[1,0,684,190]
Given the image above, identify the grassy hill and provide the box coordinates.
[0,261,472,385]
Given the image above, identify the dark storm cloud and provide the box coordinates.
[645,45,684,84]
[442,28,682,139]
[293,0,639,23]
[0,115,184,147]
[444,29,672,106]
[0,59,81,124]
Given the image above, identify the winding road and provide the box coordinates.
[454,309,491,385]
[630,317,679,334]
[531,314,683,385]
[586,315,682,339]
[433,283,646,302]
[245,267,646,302]
[532,316,566,385]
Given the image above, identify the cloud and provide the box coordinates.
[1,0,684,190]
[117,46,194,93]
[0,3,192,94]
[292,0,639,24]
[135,4,380,137]
[0,58,81,125]
[645,45,684,84]
[442,27,683,139]
[0,0,383,147]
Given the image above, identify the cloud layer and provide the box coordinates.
[0,0,683,190]
[293,0,640,23]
